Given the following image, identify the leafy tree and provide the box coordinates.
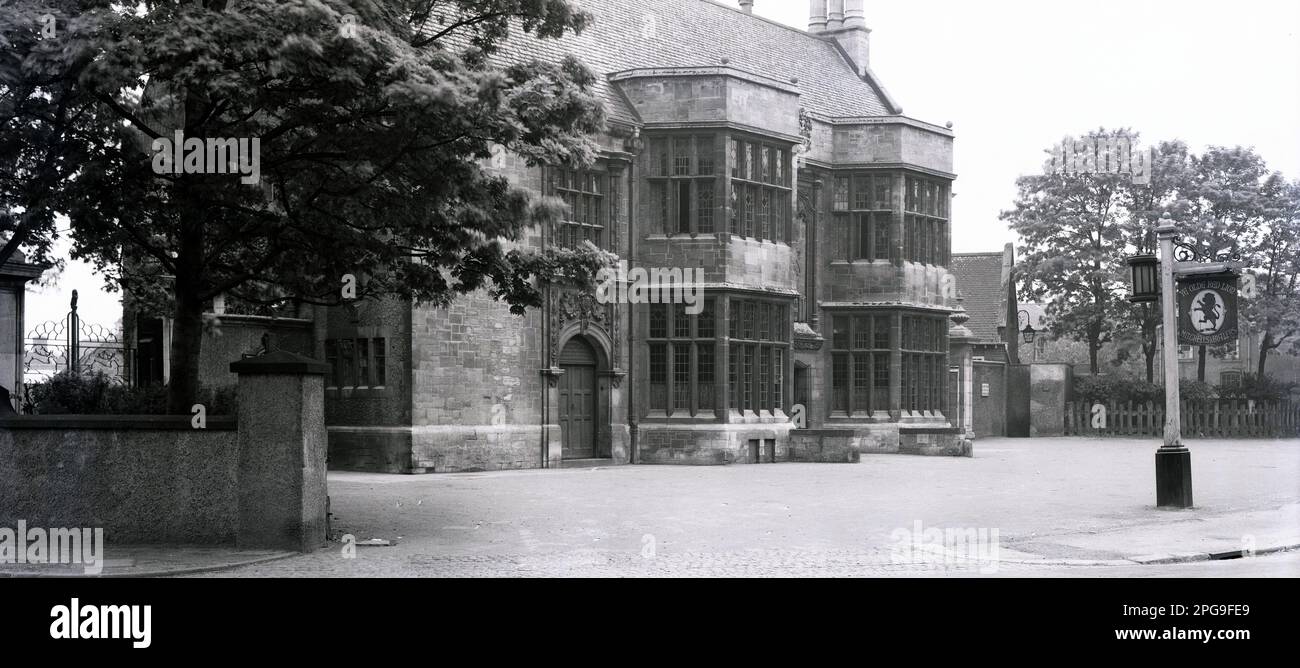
[1002,128,1137,374]
[1171,146,1272,380]
[3,0,611,413]
[1115,140,1193,382]
[1241,177,1300,376]
[0,1,115,270]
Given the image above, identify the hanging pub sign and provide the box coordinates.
[1176,272,1239,346]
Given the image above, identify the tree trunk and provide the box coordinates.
[1196,344,1206,382]
[166,194,206,415]
[166,287,205,415]
[1258,331,1272,378]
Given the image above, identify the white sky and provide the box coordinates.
[26,0,1300,329]
[736,0,1300,252]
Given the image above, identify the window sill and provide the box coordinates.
[327,386,388,394]
[829,259,891,266]
[728,235,788,247]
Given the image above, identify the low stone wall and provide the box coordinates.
[787,429,861,463]
[330,423,634,473]
[410,424,545,473]
[637,419,796,465]
[851,423,902,454]
[1,350,332,552]
[0,415,238,544]
[899,426,972,457]
[328,426,415,473]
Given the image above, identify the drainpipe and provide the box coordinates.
[627,154,639,464]
[541,166,552,469]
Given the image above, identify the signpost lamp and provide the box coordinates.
[1129,212,1243,509]
[1153,219,1191,508]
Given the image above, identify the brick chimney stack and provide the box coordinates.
[739,0,754,14]
[809,0,871,76]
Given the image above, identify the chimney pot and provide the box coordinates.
[826,0,844,31]
[739,0,754,14]
[843,0,865,29]
[809,0,828,32]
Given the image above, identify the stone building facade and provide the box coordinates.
[261,0,958,472]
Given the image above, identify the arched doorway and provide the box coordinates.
[557,336,600,459]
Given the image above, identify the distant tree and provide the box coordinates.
[1116,140,1193,382]
[1172,146,1273,380]
[1241,177,1300,377]
[2,0,611,413]
[1002,128,1138,374]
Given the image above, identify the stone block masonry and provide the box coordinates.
[0,416,239,545]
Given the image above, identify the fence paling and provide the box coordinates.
[1066,399,1299,438]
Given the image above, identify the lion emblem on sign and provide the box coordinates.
[1191,289,1225,334]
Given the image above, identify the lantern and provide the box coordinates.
[1127,254,1160,303]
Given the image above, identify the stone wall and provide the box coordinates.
[613,70,800,135]
[899,426,971,457]
[1029,363,1072,437]
[787,429,861,463]
[1,352,330,551]
[323,296,413,428]
[0,416,239,544]
[637,421,795,465]
[199,314,314,389]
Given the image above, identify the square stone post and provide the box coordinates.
[1,252,46,410]
[230,350,330,552]
[947,317,975,440]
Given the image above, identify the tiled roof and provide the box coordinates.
[949,252,1006,344]
[475,0,893,126]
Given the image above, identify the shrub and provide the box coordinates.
[23,372,237,415]
[1074,375,1164,404]
[99,382,168,414]
[1216,374,1296,402]
[1074,375,1220,404]
[25,371,112,414]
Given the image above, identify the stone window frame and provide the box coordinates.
[324,336,388,391]
[647,297,718,418]
[547,166,607,249]
[829,313,893,417]
[903,175,951,267]
[728,134,793,243]
[900,313,948,414]
[831,172,894,263]
[645,134,719,236]
[727,296,790,416]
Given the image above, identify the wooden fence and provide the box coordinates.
[1064,400,1300,438]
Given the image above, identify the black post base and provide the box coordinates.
[1156,447,1193,508]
